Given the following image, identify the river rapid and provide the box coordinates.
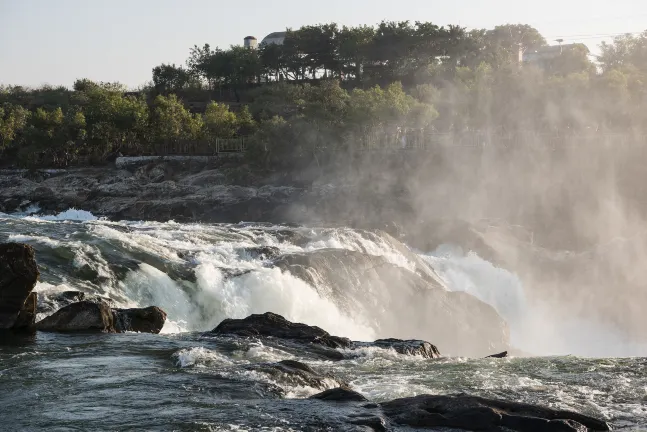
[0,209,645,431]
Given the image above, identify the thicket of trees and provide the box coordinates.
[2,22,647,168]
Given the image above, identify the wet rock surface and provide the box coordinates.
[0,243,40,329]
[361,339,441,359]
[113,306,167,334]
[36,300,116,333]
[36,301,167,334]
[379,394,610,431]
[210,312,353,349]
[248,360,347,392]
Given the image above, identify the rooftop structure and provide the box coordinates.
[244,36,258,49]
[523,43,589,64]
[261,32,287,46]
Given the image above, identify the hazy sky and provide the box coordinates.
[1,0,646,88]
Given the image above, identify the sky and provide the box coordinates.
[1,0,646,88]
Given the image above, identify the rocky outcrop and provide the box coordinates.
[210,313,442,361]
[36,300,116,333]
[380,394,610,432]
[248,360,347,392]
[211,312,352,349]
[36,301,167,334]
[113,306,167,334]
[0,243,40,330]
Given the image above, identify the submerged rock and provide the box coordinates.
[248,360,347,392]
[113,306,167,334]
[243,246,281,260]
[363,339,441,359]
[0,243,40,329]
[36,300,115,333]
[310,387,368,402]
[380,394,610,432]
[210,312,352,349]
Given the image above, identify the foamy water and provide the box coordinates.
[1,210,645,430]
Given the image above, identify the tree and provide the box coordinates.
[150,94,202,144]
[203,102,238,138]
[599,31,647,72]
[0,103,30,151]
[152,63,192,93]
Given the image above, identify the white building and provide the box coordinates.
[260,32,287,46]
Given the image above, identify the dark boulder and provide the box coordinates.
[36,300,115,333]
[380,394,610,432]
[310,387,368,402]
[113,306,167,334]
[12,292,37,330]
[248,360,347,392]
[37,290,116,317]
[363,339,441,359]
[210,312,352,349]
[0,243,40,329]
[243,246,281,260]
[486,351,508,359]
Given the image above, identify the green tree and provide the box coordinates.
[150,94,203,143]
[0,103,30,151]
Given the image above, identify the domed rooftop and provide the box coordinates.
[261,31,287,46]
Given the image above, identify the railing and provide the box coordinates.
[120,137,247,156]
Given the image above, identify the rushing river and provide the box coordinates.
[0,210,645,431]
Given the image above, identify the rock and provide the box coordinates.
[37,291,116,317]
[210,312,352,349]
[0,243,40,329]
[113,306,167,334]
[310,387,368,402]
[380,394,610,432]
[12,292,37,330]
[486,351,508,358]
[248,360,346,392]
[363,339,441,359]
[243,246,281,260]
[36,300,116,333]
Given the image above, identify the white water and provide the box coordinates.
[3,209,646,357]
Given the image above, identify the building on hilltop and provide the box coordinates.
[244,36,258,49]
[522,43,590,68]
[260,32,287,46]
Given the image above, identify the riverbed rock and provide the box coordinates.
[380,394,610,431]
[36,300,116,333]
[12,292,37,330]
[248,360,347,391]
[486,351,508,358]
[243,246,281,260]
[310,387,369,402]
[0,243,40,329]
[113,306,167,334]
[37,290,116,317]
[210,312,352,349]
[362,339,441,359]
